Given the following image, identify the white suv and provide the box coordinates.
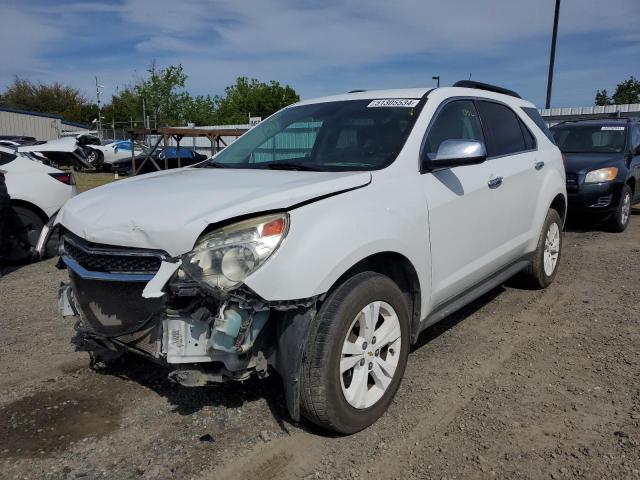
[54,81,566,433]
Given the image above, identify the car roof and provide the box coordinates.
[294,86,535,108]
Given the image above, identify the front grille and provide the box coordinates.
[62,232,165,274]
[566,173,579,192]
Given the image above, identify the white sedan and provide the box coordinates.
[85,141,146,169]
[0,146,76,262]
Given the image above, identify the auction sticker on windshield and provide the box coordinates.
[601,126,625,131]
[368,99,420,108]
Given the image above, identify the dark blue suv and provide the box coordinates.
[551,119,640,232]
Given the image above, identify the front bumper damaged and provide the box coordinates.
[57,234,322,421]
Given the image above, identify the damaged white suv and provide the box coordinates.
[52,81,566,433]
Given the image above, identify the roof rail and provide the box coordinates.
[348,89,367,93]
[453,80,521,99]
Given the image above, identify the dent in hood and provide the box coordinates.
[56,168,371,256]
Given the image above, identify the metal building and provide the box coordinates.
[0,107,91,141]
[540,103,640,127]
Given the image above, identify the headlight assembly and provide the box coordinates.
[585,167,618,183]
[180,213,289,291]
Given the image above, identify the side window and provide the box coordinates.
[522,107,555,144]
[519,119,536,150]
[477,101,527,157]
[632,126,640,152]
[0,151,17,166]
[424,100,484,159]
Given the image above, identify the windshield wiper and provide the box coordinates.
[263,162,324,171]
[204,161,229,168]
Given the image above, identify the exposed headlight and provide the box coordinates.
[585,167,618,183]
[180,213,289,291]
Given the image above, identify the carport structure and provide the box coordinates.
[127,127,248,175]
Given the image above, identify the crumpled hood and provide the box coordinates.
[563,153,623,174]
[57,167,371,256]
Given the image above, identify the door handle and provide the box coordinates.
[488,176,503,189]
[535,161,545,170]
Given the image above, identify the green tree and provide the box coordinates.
[595,76,640,106]
[213,77,300,124]
[0,77,97,123]
[182,95,217,125]
[134,62,188,126]
[595,89,612,106]
[101,86,144,127]
[611,76,640,105]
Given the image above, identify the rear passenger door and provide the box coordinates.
[475,100,540,257]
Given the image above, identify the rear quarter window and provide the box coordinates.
[522,107,556,144]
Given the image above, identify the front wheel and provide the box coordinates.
[521,208,563,289]
[608,185,632,233]
[300,272,410,434]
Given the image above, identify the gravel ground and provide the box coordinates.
[0,211,639,480]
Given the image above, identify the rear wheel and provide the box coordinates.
[521,208,562,289]
[300,272,410,434]
[86,149,103,167]
[4,206,44,264]
[608,185,632,233]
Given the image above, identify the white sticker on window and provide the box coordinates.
[367,99,420,108]
[601,126,625,131]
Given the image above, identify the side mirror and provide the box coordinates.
[422,139,487,170]
[634,144,640,155]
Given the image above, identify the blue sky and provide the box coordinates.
[2,0,639,110]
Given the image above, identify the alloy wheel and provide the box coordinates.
[621,191,631,226]
[340,301,402,409]
[543,222,560,276]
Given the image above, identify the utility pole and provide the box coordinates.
[432,76,440,88]
[545,0,561,109]
[95,77,104,139]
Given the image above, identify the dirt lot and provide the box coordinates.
[1,211,639,480]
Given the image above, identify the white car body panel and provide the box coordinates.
[56,167,372,256]
[2,147,76,217]
[18,137,78,154]
[86,142,145,164]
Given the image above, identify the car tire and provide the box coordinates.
[4,206,44,264]
[608,185,632,233]
[87,150,103,167]
[521,208,562,289]
[300,271,410,434]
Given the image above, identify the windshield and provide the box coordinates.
[205,99,422,171]
[552,124,627,154]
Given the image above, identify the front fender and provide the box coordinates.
[244,176,431,312]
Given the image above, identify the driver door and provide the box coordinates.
[420,99,507,307]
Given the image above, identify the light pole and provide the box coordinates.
[95,76,105,138]
[432,76,440,88]
[545,0,561,109]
